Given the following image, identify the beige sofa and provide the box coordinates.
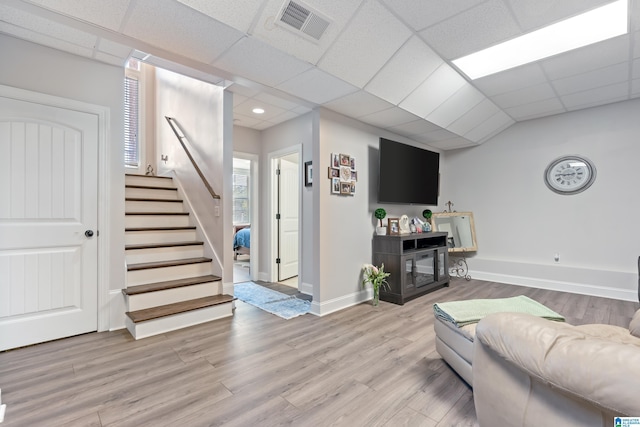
[473,310,640,427]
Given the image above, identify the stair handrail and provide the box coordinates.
[165,116,220,200]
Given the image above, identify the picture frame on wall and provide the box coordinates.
[331,178,341,194]
[331,153,340,169]
[304,161,312,187]
[388,218,400,235]
[340,182,351,194]
[339,154,350,167]
[350,157,356,171]
[350,182,356,195]
[328,167,339,179]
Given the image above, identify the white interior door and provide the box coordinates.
[278,156,299,282]
[0,94,98,351]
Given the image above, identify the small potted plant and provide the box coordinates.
[374,208,387,235]
[362,263,391,306]
[422,209,432,232]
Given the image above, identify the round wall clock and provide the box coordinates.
[544,155,596,195]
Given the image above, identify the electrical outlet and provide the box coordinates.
[554,253,560,262]
[214,206,220,217]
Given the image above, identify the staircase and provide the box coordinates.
[123,174,234,339]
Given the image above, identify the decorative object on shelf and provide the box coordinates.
[362,263,391,306]
[304,161,313,187]
[145,164,155,176]
[329,152,358,196]
[399,215,411,234]
[443,201,455,213]
[544,155,596,195]
[388,217,400,235]
[374,208,387,235]
[422,209,432,221]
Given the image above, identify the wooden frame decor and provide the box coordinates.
[388,218,400,235]
[329,152,358,196]
[304,161,312,187]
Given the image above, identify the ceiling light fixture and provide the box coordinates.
[452,0,628,80]
[252,108,265,114]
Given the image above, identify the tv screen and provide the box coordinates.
[378,138,439,205]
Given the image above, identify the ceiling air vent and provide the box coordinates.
[278,0,331,41]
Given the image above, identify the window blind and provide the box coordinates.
[124,76,139,168]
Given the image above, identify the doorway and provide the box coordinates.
[271,149,300,289]
[232,154,258,284]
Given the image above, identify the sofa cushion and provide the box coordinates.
[476,313,640,416]
[630,309,640,338]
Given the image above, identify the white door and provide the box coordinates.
[0,95,98,351]
[278,156,299,281]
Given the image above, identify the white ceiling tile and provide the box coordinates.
[447,99,501,136]
[323,91,393,118]
[464,111,514,143]
[429,137,477,150]
[491,82,556,109]
[365,36,443,105]
[425,83,486,128]
[358,107,420,128]
[175,0,265,33]
[251,0,362,65]
[561,81,629,109]
[634,58,640,79]
[381,0,485,32]
[213,37,312,87]
[417,128,459,142]
[26,0,130,32]
[124,0,244,63]
[254,92,302,111]
[389,119,441,136]
[226,84,262,98]
[541,35,630,80]
[634,31,640,58]
[317,0,412,88]
[399,64,466,118]
[507,0,613,32]
[97,38,132,58]
[94,51,127,66]
[0,3,97,48]
[504,97,565,121]
[232,93,249,107]
[632,2,640,32]
[0,21,93,58]
[233,112,264,127]
[234,98,287,120]
[268,110,301,125]
[419,0,521,60]
[276,68,358,104]
[291,105,313,115]
[473,63,547,96]
[251,120,277,130]
[552,62,629,96]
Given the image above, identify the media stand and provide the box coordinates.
[373,232,449,305]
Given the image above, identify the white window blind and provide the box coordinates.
[124,76,139,168]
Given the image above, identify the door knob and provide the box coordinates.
[85,230,94,238]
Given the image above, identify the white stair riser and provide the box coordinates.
[125,214,190,228]
[126,245,204,264]
[125,302,234,340]
[126,187,180,200]
[125,200,184,213]
[125,176,175,188]
[126,282,221,311]
[127,262,213,286]
[125,230,196,245]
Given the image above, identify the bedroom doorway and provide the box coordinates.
[232,154,257,284]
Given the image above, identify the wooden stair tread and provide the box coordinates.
[126,241,204,250]
[125,212,189,216]
[125,197,183,203]
[128,257,211,271]
[125,226,196,232]
[126,184,177,191]
[126,294,235,323]
[123,275,222,295]
[125,173,172,179]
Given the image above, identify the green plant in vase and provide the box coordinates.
[422,209,432,232]
[374,208,387,235]
[362,263,391,306]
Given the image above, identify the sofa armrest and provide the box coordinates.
[476,313,640,416]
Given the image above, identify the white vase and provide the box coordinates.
[376,226,387,235]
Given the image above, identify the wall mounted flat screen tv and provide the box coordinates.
[378,138,439,205]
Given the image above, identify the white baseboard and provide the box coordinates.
[0,388,5,423]
[468,258,637,302]
[299,281,313,296]
[309,289,372,317]
[109,289,126,331]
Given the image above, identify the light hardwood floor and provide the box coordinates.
[1,278,637,426]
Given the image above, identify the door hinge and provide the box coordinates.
[276,213,281,220]
[276,258,281,264]
[276,168,281,176]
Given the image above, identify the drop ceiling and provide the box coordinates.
[1,0,639,150]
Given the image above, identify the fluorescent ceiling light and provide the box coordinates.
[453,0,628,80]
[252,107,265,114]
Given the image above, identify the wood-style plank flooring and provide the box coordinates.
[0,278,637,426]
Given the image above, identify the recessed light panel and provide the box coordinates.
[453,0,628,80]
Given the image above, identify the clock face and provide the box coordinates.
[544,155,596,195]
